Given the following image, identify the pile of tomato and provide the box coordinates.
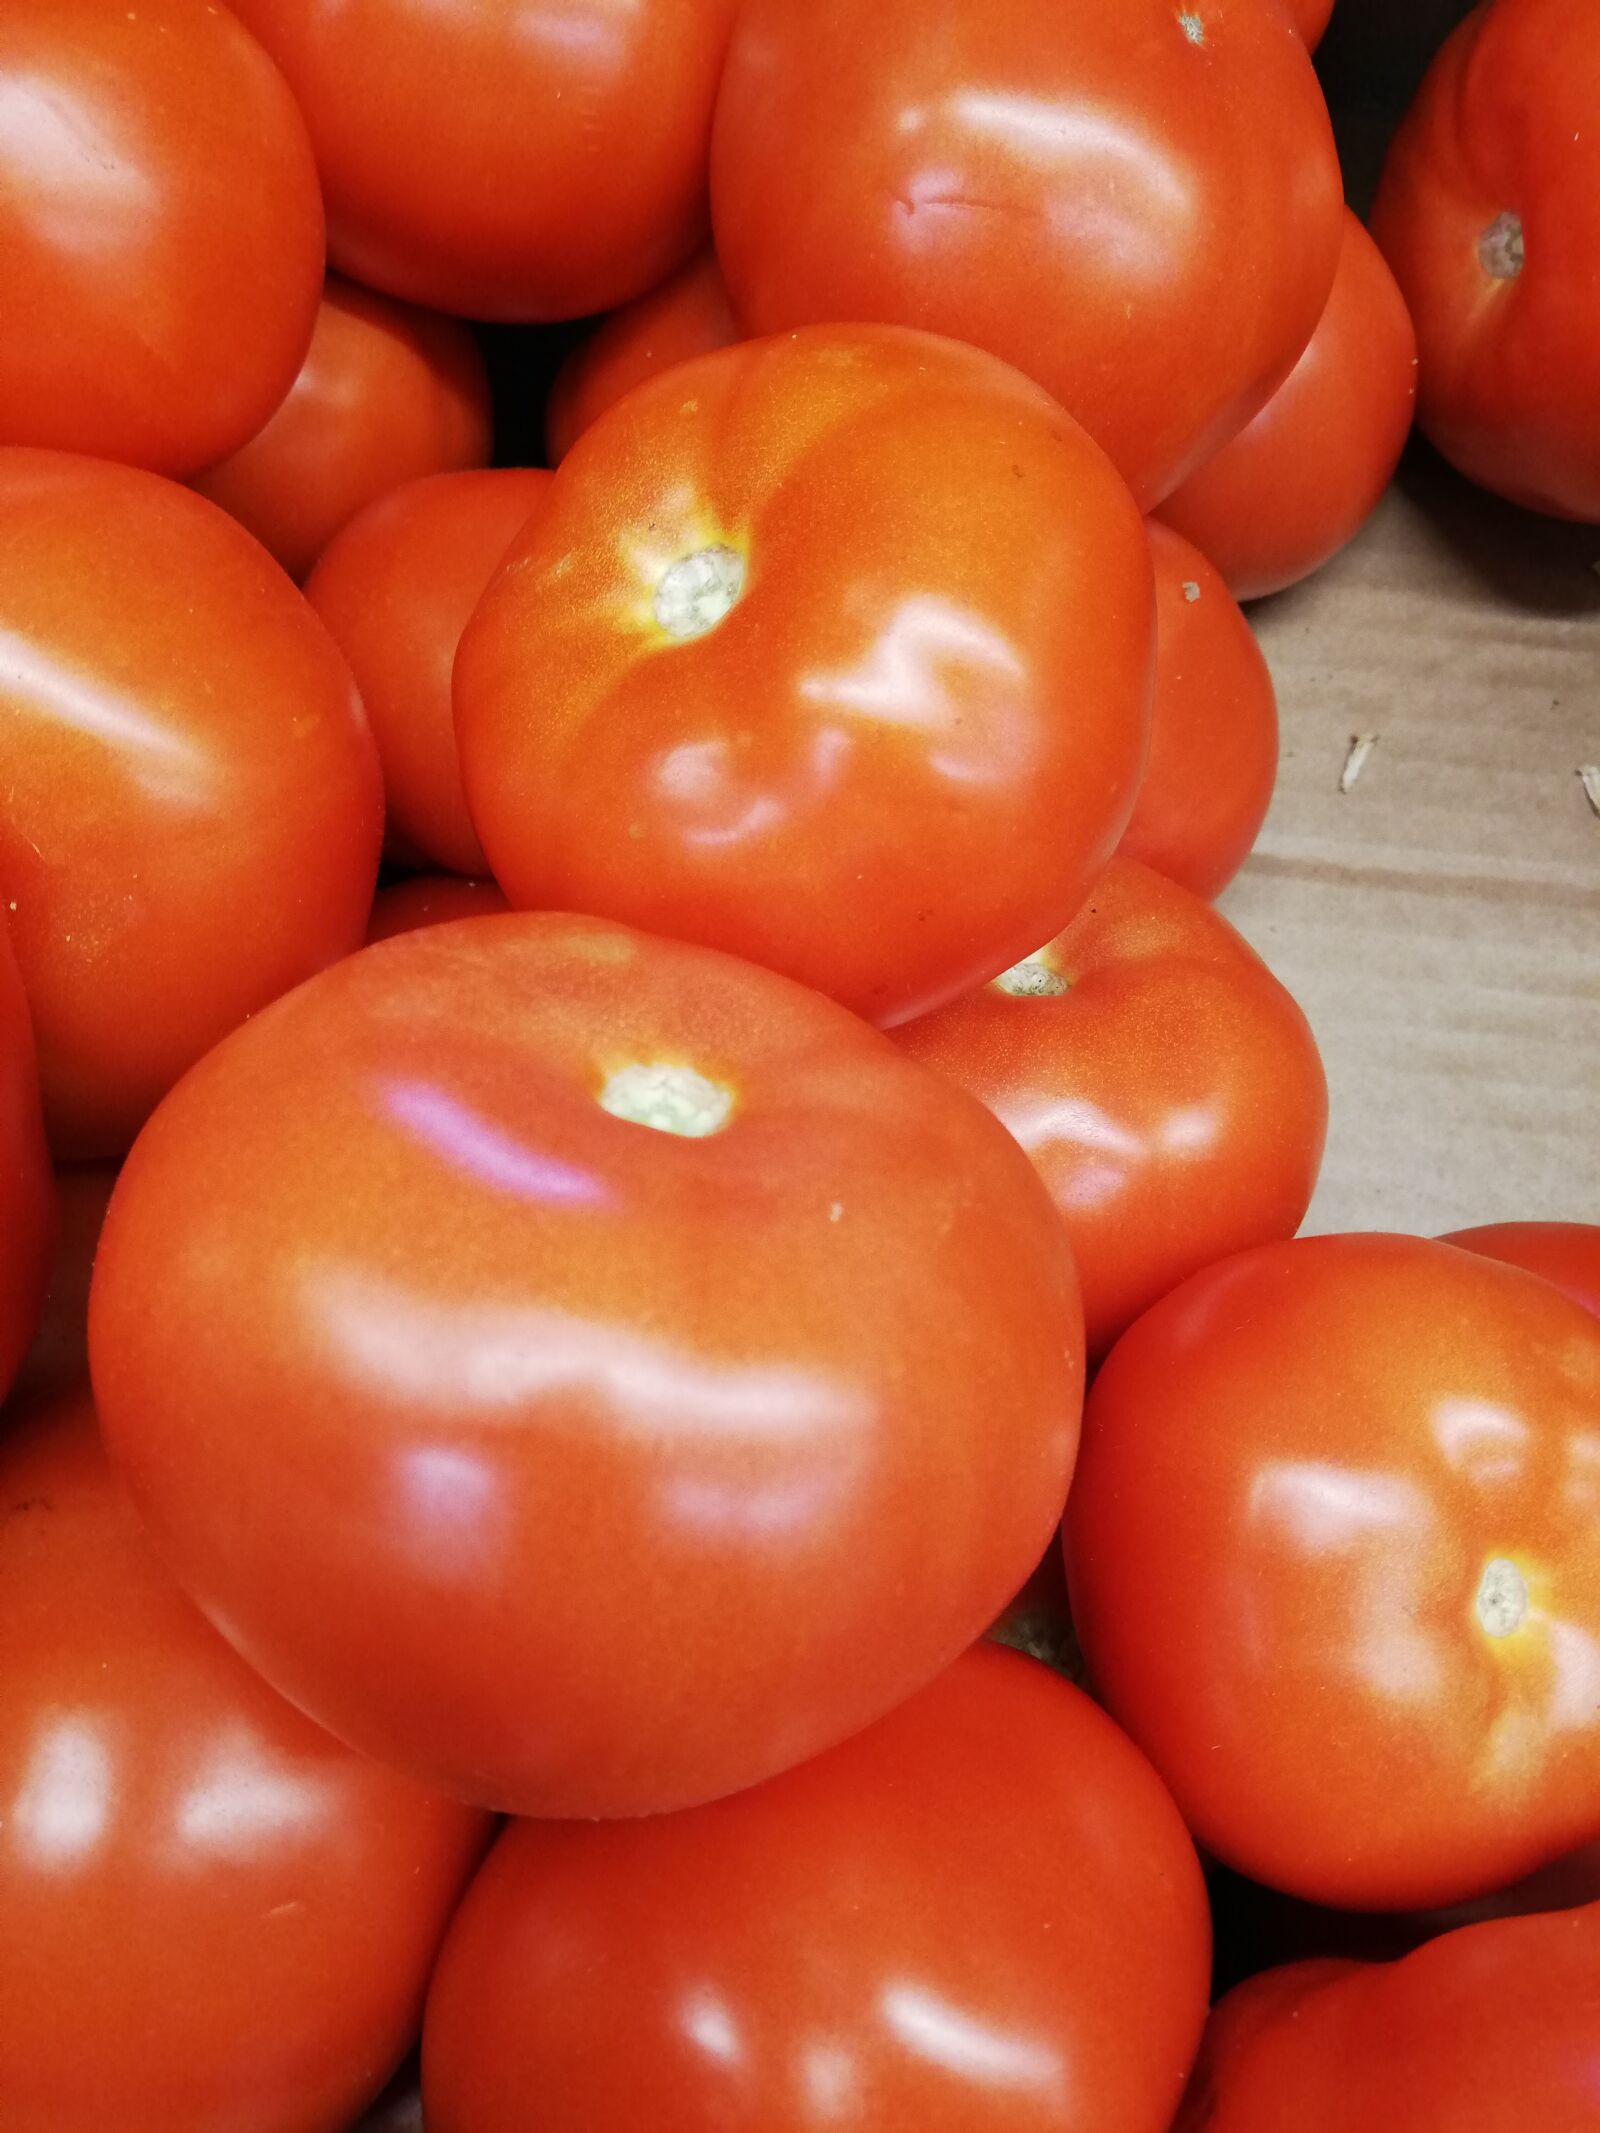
[2,1,1597,2127]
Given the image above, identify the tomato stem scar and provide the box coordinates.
[1475,1558,1529,1638]
[993,957,1070,998]
[1478,213,1524,281]
[653,547,745,640]
[598,1062,734,1137]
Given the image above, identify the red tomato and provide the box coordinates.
[456,328,1154,1028]
[0,450,383,1157]
[192,278,492,582]
[1066,1234,1600,1910]
[0,920,52,1404]
[367,876,512,945]
[306,469,553,874]
[893,859,1326,1359]
[89,914,1083,1817]
[1158,211,1418,600]
[225,0,739,320]
[1118,526,1278,898]
[0,1391,486,2133]
[1443,1221,1600,1322]
[1369,0,1600,521]
[422,1644,1210,2133]
[709,0,1343,508]
[546,250,740,463]
[6,1161,113,1414]
[1174,1903,1600,2132]
[0,0,323,478]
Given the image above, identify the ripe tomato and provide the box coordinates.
[422,1644,1211,2133]
[306,468,553,875]
[192,278,492,582]
[1174,1903,1600,2132]
[90,914,1083,1818]
[0,919,52,1404]
[709,0,1343,508]
[1118,526,1278,898]
[6,1161,113,1414]
[367,876,512,945]
[1443,1221,1600,1322]
[1066,1234,1600,1910]
[226,0,739,321]
[1158,211,1418,600]
[456,327,1154,1028]
[893,859,1326,1360]
[0,450,383,1157]
[0,1391,487,2133]
[1369,0,1600,521]
[0,0,323,478]
[546,251,739,462]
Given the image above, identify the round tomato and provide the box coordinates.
[6,1160,112,1414]
[0,0,323,478]
[0,1391,486,2133]
[546,250,739,462]
[367,876,512,945]
[1118,525,1279,897]
[0,450,383,1157]
[306,468,553,874]
[0,920,52,1404]
[455,327,1154,1028]
[1443,1221,1600,1322]
[192,277,492,582]
[1175,1903,1600,2132]
[709,0,1343,509]
[893,859,1326,1359]
[1369,0,1600,521]
[225,0,738,320]
[423,1644,1210,2133]
[89,913,1083,1818]
[1066,1234,1600,1910]
[1158,211,1418,600]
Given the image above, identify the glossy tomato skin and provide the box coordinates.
[192,277,492,582]
[0,1392,488,2133]
[1118,526,1278,897]
[1444,1221,1600,1322]
[1066,1234,1600,1911]
[307,468,553,874]
[366,875,511,944]
[1159,211,1418,601]
[710,0,1343,509]
[1369,0,1600,521]
[1174,1904,1600,2132]
[0,0,323,478]
[0,450,383,1156]
[90,914,1084,1818]
[894,860,1326,1359]
[226,0,739,320]
[456,327,1155,1028]
[423,1644,1211,2133]
[0,921,53,1404]
[546,250,739,462]
[5,1160,113,1414]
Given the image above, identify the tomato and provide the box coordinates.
[1065,1234,1600,1910]
[0,919,52,1404]
[1443,1221,1600,1322]
[1369,0,1600,521]
[225,0,739,321]
[307,469,553,874]
[192,277,492,583]
[0,450,383,1157]
[0,1391,487,2133]
[893,859,1326,1360]
[367,876,512,945]
[422,1644,1210,2133]
[6,1161,113,1414]
[546,250,739,463]
[1285,0,1335,48]
[1174,1903,1600,2132]
[1158,211,1418,601]
[0,0,323,478]
[89,913,1083,1817]
[1118,526,1278,898]
[709,0,1343,509]
[456,328,1154,1028]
